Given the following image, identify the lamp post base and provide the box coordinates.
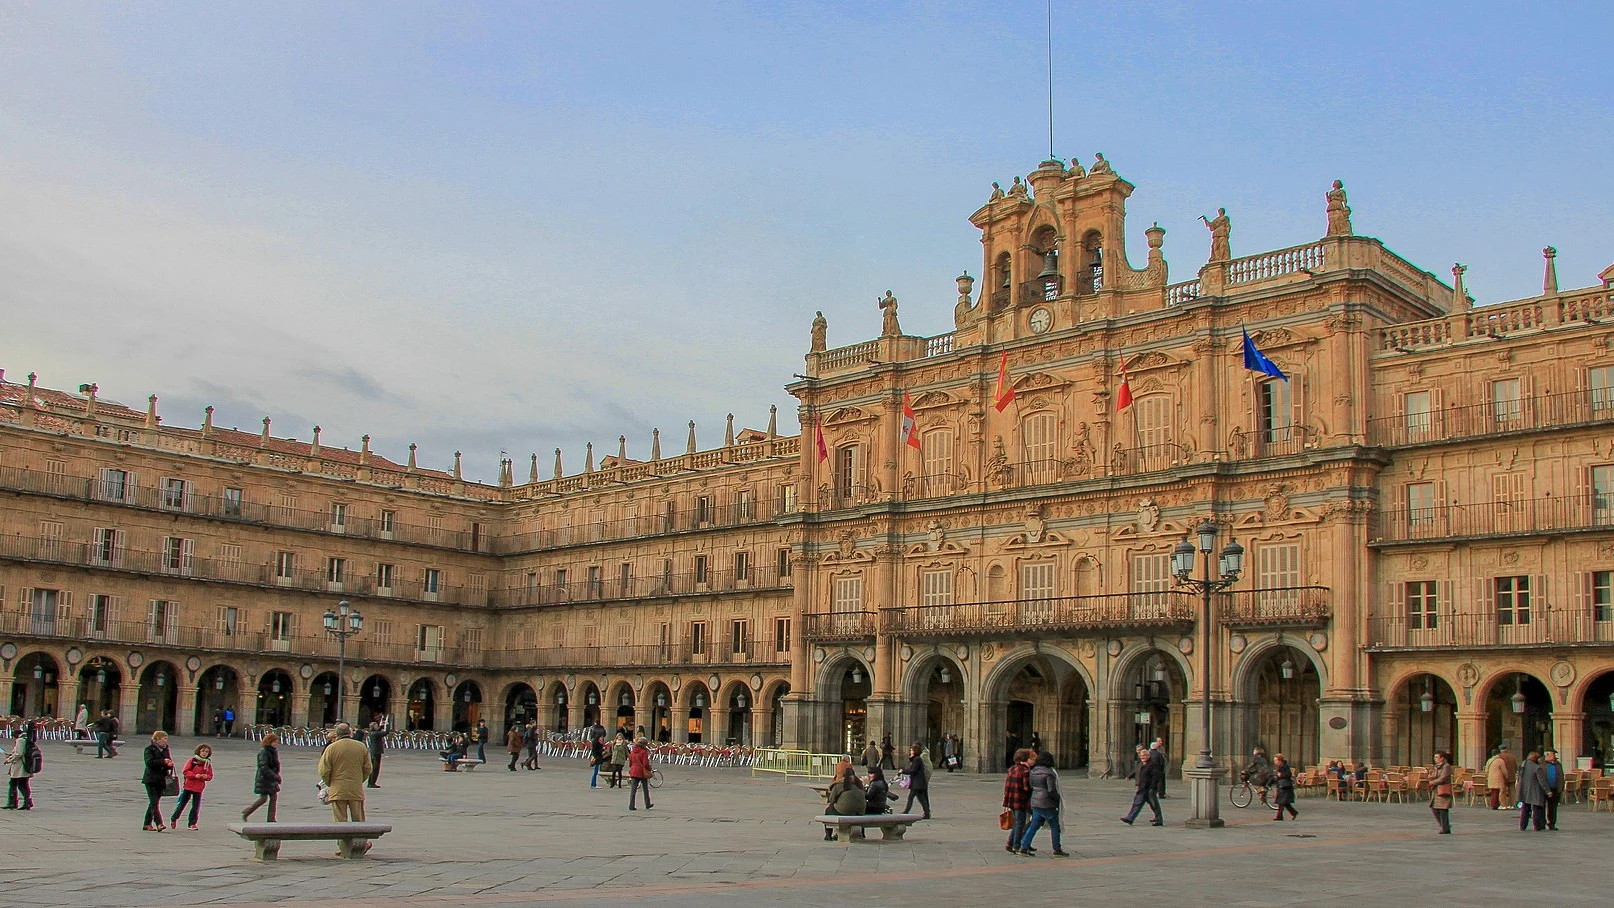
[1182,762,1226,828]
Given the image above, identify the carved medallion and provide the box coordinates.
[1549,660,1576,688]
[1138,498,1161,533]
[1455,663,1480,689]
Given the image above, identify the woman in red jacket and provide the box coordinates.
[627,738,653,811]
[171,744,214,830]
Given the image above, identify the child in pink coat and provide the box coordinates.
[170,744,214,829]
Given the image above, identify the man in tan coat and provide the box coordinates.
[318,723,373,823]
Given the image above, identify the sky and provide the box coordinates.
[2,1,1610,482]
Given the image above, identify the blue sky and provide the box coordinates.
[2,1,1609,481]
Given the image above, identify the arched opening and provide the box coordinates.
[684,682,711,744]
[914,658,965,759]
[993,653,1088,771]
[612,686,637,735]
[10,652,61,717]
[726,684,752,746]
[1030,224,1059,300]
[504,683,537,735]
[579,682,601,728]
[550,682,570,734]
[1389,673,1458,767]
[994,251,1012,303]
[136,661,178,733]
[1247,645,1321,770]
[645,682,672,742]
[830,660,871,755]
[767,681,790,747]
[452,680,482,732]
[255,669,293,727]
[358,675,391,729]
[1081,229,1103,293]
[194,665,241,736]
[309,671,341,727]
[78,656,122,720]
[406,678,436,731]
[1117,650,1187,774]
[1486,673,1553,755]
[1582,671,1614,770]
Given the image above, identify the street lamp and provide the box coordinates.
[321,599,364,724]
[1171,519,1243,829]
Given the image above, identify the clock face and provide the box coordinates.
[1029,307,1052,334]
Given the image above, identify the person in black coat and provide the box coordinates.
[141,731,174,831]
[864,765,897,815]
[901,743,931,819]
[366,721,386,788]
[1272,753,1298,820]
[1122,744,1163,825]
[241,733,283,822]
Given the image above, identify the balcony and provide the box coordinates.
[479,643,788,670]
[1375,284,1614,354]
[1367,608,1614,651]
[1367,388,1614,448]
[493,499,790,555]
[493,565,792,609]
[879,592,1196,639]
[801,611,878,642]
[1373,495,1613,545]
[1217,586,1331,628]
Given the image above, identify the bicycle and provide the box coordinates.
[649,768,664,789]
[1229,769,1277,809]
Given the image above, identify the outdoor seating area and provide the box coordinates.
[1291,763,1610,809]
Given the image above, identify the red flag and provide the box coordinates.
[993,350,1016,412]
[901,390,921,449]
[814,416,829,462]
[1116,362,1134,412]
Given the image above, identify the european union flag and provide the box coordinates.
[1242,327,1288,381]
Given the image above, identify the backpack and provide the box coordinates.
[24,742,43,775]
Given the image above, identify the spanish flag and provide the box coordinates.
[993,350,1016,412]
[1116,362,1134,412]
[814,416,829,462]
[901,390,921,449]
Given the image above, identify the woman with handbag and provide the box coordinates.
[901,743,931,820]
[141,730,175,831]
[1429,751,1454,834]
[3,719,40,810]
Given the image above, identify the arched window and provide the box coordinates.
[1031,226,1060,301]
[922,429,954,497]
[1083,230,1104,293]
[1129,395,1173,472]
[1021,412,1057,486]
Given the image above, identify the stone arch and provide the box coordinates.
[1233,637,1326,770]
[816,654,873,755]
[901,650,969,760]
[136,659,180,733]
[404,676,437,731]
[643,679,674,743]
[1108,642,1192,774]
[719,678,755,746]
[1230,635,1328,698]
[254,667,295,727]
[1578,668,1614,769]
[1479,669,1553,756]
[1384,672,1460,767]
[10,650,62,718]
[546,679,571,733]
[309,670,342,727]
[452,679,484,732]
[77,654,124,721]
[577,680,602,728]
[357,673,395,730]
[762,679,791,748]
[193,662,244,736]
[606,680,638,734]
[981,644,1091,771]
[681,679,712,744]
[501,681,538,735]
[813,650,873,699]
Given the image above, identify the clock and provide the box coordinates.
[1029,307,1053,334]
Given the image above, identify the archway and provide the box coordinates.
[766,681,790,747]
[683,681,711,744]
[611,685,637,735]
[550,682,570,733]
[1389,673,1458,767]
[452,680,483,732]
[645,682,672,742]
[10,651,61,717]
[1582,671,1614,770]
[578,681,601,728]
[358,675,391,729]
[986,650,1089,771]
[724,683,752,746]
[504,682,537,735]
[193,665,241,736]
[78,656,122,720]
[822,659,871,755]
[309,671,341,727]
[255,669,293,726]
[1485,673,1553,755]
[908,656,965,762]
[136,661,179,733]
[1116,649,1187,775]
[406,677,436,731]
[1245,645,1322,770]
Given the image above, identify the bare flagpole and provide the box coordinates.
[1047,0,1055,160]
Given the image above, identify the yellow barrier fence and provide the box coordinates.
[751,748,843,779]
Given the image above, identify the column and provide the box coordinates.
[670,706,690,744]
[58,676,82,726]
[1383,706,1404,767]
[1456,707,1487,771]
[177,684,199,738]
[289,681,310,728]
[117,682,137,737]
[1554,710,1585,767]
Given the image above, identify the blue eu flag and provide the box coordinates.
[1242,327,1288,381]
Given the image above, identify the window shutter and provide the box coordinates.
[1428,388,1445,437]
[58,591,72,620]
[20,588,34,616]
[109,596,121,624]
[182,539,194,573]
[1291,370,1306,436]
[112,529,125,563]
[1389,581,1406,644]
[1478,577,1494,622]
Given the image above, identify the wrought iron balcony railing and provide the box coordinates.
[1373,495,1613,544]
[1367,608,1614,650]
[1367,388,1614,448]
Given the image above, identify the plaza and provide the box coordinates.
[1,736,1608,907]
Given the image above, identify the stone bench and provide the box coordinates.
[226,822,391,861]
[439,757,483,771]
[814,813,924,843]
[62,738,123,754]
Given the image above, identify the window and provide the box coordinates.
[734,551,750,582]
[834,445,860,503]
[582,624,599,647]
[92,528,122,565]
[736,489,754,521]
[1493,472,1526,531]
[922,429,955,496]
[1492,378,1522,426]
[555,568,568,592]
[661,559,673,591]
[1407,482,1436,526]
[1259,379,1293,443]
[658,622,672,658]
[379,509,396,533]
[371,619,393,645]
[730,619,748,655]
[662,500,676,531]
[1021,413,1057,485]
[327,557,346,584]
[376,563,394,590]
[774,616,792,653]
[217,606,241,637]
[1406,581,1438,630]
[1495,576,1531,625]
[148,600,177,640]
[423,568,441,594]
[27,589,60,633]
[778,548,792,579]
[1404,390,1432,439]
[1593,572,1612,622]
[832,576,863,613]
[524,571,537,596]
[1593,367,1614,414]
[461,628,484,652]
[39,520,61,558]
[694,555,709,584]
[619,562,632,596]
[1133,553,1172,608]
[587,566,602,599]
[99,468,129,502]
[275,551,296,579]
[920,568,954,607]
[270,611,293,641]
[162,537,193,575]
[161,478,187,510]
[776,483,797,515]
[416,624,443,653]
[219,544,241,566]
[329,502,347,530]
[696,495,713,525]
[1256,543,1302,595]
[690,621,708,656]
[1594,466,1614,524]
[222,487,242,517]
[470,521,483,552]
[88,594,114,634]
[272,494,297,521]
[1134,396,1174,469]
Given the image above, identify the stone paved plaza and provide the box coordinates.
[1,737,1608,907]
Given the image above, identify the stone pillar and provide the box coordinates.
[433,694,452,733]
[1183,761,1228,828]
[1553,710,1585,766]
[0,678,11,718]
[118,682,138,736]
[177,684,199,738]
[711,706,731,746]
[670,706,690,744]
[58,676,82,725]
[1383,704,1404,767]
[1456,707,1487,770]
[289,682,310,728]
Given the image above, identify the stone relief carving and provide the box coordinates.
[1138,498,1161,533]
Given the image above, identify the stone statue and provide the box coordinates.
[810,310,827,353]
[1227,426,1247,460]
[987,436,1011,488]
[1199,208,1231,263]
[1090,152,1112,175]
[954,272,976,327]
[989,181,1005,202]
[1325,180,1353,236]
[1111,443,1128,474]
[1073,421,1095,465]
[1008,176,1029,200]
[879,291,901,337]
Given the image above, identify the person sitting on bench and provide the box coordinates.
[440,733,469,770]
[823,766,865,841]
[864,765,898,815]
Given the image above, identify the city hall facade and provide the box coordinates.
[3,157,1612,776]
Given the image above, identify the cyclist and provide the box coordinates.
[1242,747,1272,789]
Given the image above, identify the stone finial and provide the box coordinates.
[651,428,661,461]
[585,442,595,473]
[1325,180,1353,237]
[260,417,271,446]
[617,435,627,462]
[529,453,539,483]
[359,435,371,465]
[1451,264,1470,312]
[553,448,563,479]
[407,443,417,471]
[453,450,462,480]
[26,372,37,393]
[1543,246,1559,295]
[201,405,213,436]
[686,420,697,454]
[146,394,159,428]
[767,405,778,438]
[310,426,322,457]
[725,413,735,447]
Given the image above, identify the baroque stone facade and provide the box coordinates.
[2,159,1612,776]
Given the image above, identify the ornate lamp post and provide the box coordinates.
[322,599,364,724]
[1171,520,1243,828]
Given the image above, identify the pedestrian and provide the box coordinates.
[523,721,542,770]
[940,734,957,773]
[141,730,174,832]
[1029,731,1043,755]
[1543,749,1564,830]
[170,744,214,829]
[588,729,605,789]
[366,720,386,788]
[1016,751,1069,857]
[864,764,896,815]
[1002,747,1033,854]
[241,732,282,823]
[1484,747,1509,810]
[627,737,654,812]
[1428,750,1454,834]
[475,719,490,765]
[823,765,863,839]
[3,719,40,810]
[1151,737,1168,798]
[1271,753,1298,820]
[881,736,897,771]
[222,707,235,736]
[1122,744,1163,826]
[861,738,880,772]
[1004,732,1020,770]
[74,703,91,740]
[317,724,372,836]
[93,710,118,758]
[1517,751,1547,832]
[1497,743,1520,806]
[211,709,224,737]
[901,742,931,819]
[609,731,630,788]
[507,724,525,771]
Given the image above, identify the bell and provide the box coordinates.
[1036,249,1059,281]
